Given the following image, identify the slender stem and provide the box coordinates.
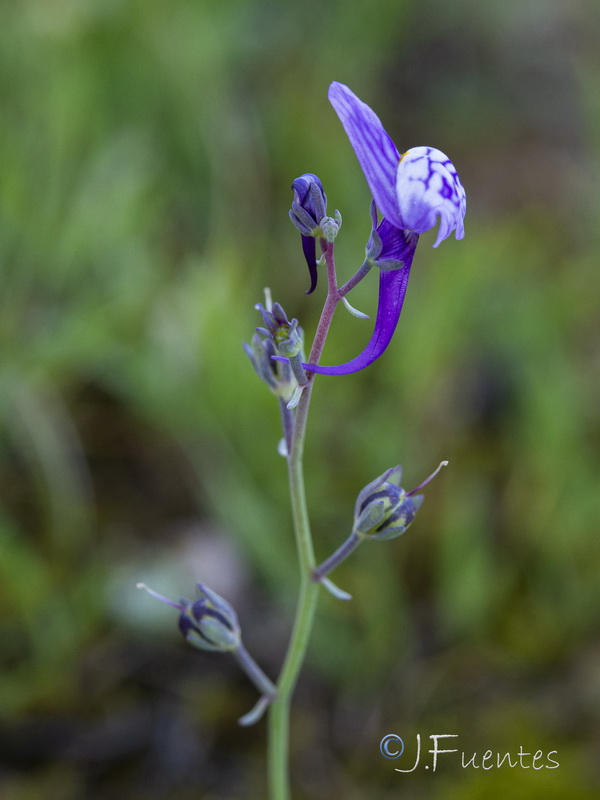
[235,642,277,698]
[339,262,371,297]
[312,531,361,581]
[267,385,319,800]
[267,242,340,800]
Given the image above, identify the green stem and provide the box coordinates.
[312,531,362,582]
[267,404,319,799]
[267,242,341,800]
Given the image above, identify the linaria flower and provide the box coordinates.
[328,82,465,243]
[300,82,466,376]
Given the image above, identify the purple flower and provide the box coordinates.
[303,265,413,376]
[327,82,465,243]
[300,82,465,376]
[365,200,418,271]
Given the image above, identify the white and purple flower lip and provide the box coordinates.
[299,82,466,376]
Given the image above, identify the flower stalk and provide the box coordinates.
[267,240,356,799]
[140,79,465,800]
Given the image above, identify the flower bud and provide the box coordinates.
[354,466,424,541]
[313,462,448,600]
[353,461,448,541]
[319,210,342,243]
[137,581,276,724]
[136,581,241,652]
[289,173,341,293]
[243,331,296,401]
[255,301,304,359]
[290,173,327,234]
[177,583,241,652]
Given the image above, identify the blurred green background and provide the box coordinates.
[1,0,599,798]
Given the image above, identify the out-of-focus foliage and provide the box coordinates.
[1,0,599,798]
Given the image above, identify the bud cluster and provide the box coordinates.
[243,289,305,402]
[247,297,308,392]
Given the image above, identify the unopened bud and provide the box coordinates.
[137,582,240,652]
[313,462,448,599]
[319,210,342,243]
[137,582,276,725]
[290,173,327,235]
[256,301,304,359]
[178,583,241,652]
[354,471,423,541]
[254,299,308,387]
[244,331,296,401]
[354,462,447,541]
[289,173,340,293]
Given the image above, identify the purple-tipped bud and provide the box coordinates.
[353,461,447,541]
[289,173,340,293]
[353,466,422,541]
[177,583,241,652]
[137,581,241,652]
[291,173,327,232]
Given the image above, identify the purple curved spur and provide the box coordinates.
[301,219,417,375]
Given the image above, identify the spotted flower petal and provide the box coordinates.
[396,147,466,246]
